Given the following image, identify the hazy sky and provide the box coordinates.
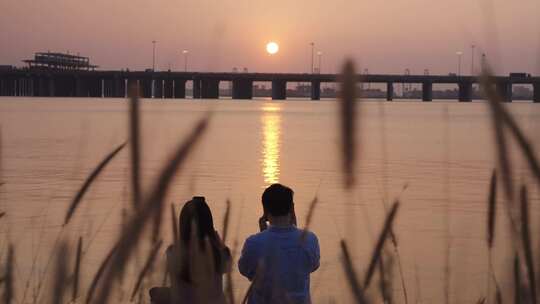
[1,0,539,75]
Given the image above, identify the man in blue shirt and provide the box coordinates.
[238,184,320,304]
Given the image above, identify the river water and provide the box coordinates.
[0,97,539,303]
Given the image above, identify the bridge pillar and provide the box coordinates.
[174,79,186,98]
[18,78,28,96]
[201,79,219,99]
[32,77,39,97]
[193,79,202,99]
[271,80,286,100]
[26,78,32,96]
[87,77,101,97]
[386,82,394,101]
[15,78,22,96]
[141,78,153,98]
[154,79,163,99]
[114,77,126,98]
[56,76,77,97]
[2,77,16,96]
[47,76,55,96]
[32,76,41,97]
[164,79,174,98]
[11,78,16,96]
[75,77,86,97]
[13,78,18,96]
[42,77,49,96]
[311,80,321,100]
[25,78,31,96]
[14,78,19,96]
[37,76,51,97]
[458,81,473,102]
[27,77,33,96]
[496,81,512,102]
[422,82,432,102]
[27,78,33,96]
[21,78,28,96]
[28,78,33,96]
[127,78,138,96]
[30,77,37,96]
[15,78,21,96]
[534,83,540,103]
[232,79,253,99]
[17,78,24,96]
[102,78,112,97]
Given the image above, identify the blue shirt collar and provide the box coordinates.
[268,225,296,233]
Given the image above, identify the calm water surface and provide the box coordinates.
[0,97,539,303]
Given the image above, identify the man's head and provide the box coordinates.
[262,183,294,217]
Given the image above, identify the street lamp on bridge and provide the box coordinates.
[317,51,322,74]
[310,42,315,74]
[182,50,189,72]
[456,51,463,76]
[403,68,411,97]
[471,44,476,75]
[152,40,157,71]
[364,68,371,90]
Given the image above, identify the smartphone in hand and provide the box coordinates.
[258,215,268,232]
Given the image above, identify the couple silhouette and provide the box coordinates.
[150,183,320,304]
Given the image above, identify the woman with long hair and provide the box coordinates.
[151,196,231,304]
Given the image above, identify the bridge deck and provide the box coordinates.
[1,70,538,84]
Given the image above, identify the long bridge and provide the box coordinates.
[0,70,539,102]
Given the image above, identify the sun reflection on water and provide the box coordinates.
[261,105,282,185]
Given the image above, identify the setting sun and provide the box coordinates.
[266,42,279,55]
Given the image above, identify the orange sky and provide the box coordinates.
[1,0,539,75]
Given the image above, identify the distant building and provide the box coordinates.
[0,65,14,71]
[509,73,530,78]
[513,85,533,100]
[23,52,98,71]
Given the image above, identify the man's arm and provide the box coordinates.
[307,233,320,272]
[238,237,258,281]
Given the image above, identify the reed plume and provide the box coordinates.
[92,114,210,304]
[4,244,14,304]
[520,185,536,304]
[222,199,231,244]
[72,237,83,302]
[487,169,497,248]
[51,242,69,304]
[514,254,522,304]
[301,197,318,242]
[364,200,400,288]
[128,89,142,208]
[480,72,514,202]
[64,142,127,225]
[485,84,540,188]
[171,203,179,246]
[225,240,238,304]
[130,240,163,301]
[85,243,119,304]
[378,253,394,304]
[339,59,357,189]
[340,240,367,304]
[242,261,266,304]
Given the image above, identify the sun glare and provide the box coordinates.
[266,42,279,55]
